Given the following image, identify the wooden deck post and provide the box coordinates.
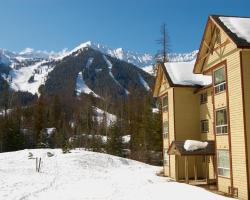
[176,156,179,181]
[185,156,189,184]
[205,156,209,184]
[194,157,197,182]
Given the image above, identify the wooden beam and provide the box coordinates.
[185,156,189,184]
[205,156,209,184]
[194,157,197,182]
[176,156,179,181]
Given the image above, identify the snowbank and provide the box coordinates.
[0,149,232,200]
[184,140,208,151]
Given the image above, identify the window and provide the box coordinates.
[164,148,169,166]
[162,95,168,112]
[200,92,208,104]
[214,67,226,94]
[217,150,230,177]
[216,108,228,134]
[201,120,209,133]
[163,121,169,139]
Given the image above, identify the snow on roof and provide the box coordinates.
[164,60,212,86]
[184,140,208,151]
[219,16,250,43]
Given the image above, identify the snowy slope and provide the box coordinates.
[0,149,232,200]
[75,71,100,97]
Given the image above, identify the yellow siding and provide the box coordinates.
[204,30,237,72]
[170,155,176,179]
[168,88,176,179]
[214,92,227,109]
[216,136,229,149]
[198,88,214,141]
[241,50,250,195]
[218,177,231,194]
[198,25,249,198]
[197,88,215,180]
[174,88,200,140]
[164,165,170,176]
[227,51,248,199]
[168,88,175,142]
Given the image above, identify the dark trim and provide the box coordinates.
[203,60,227,74]
[224,60,234,194]
[167,92,171,176]
[240,50,250,198]
[211,60,234,193]
[212,81,218,187]
[193,16,211,74]
[161,96,165,172]
[194,84,213,94]
[218,175,231,180]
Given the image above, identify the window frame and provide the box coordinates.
[200,120,209,133]
[217,150,230,178]
[163,148,169,166]
[200,92,208,104]
[216,108,228,135]
[162,95,168,112]
[163,120,169,139]
[214,67,226,94]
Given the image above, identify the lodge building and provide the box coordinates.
[153,15,250,199]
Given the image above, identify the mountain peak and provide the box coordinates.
[19,47,34,55]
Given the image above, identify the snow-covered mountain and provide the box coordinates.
[0,42,198,99]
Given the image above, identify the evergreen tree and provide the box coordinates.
[107,120,123,157]
[33,94,45,146]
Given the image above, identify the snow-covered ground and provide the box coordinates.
[0,149,232,200]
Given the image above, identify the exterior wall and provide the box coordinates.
[218,177,231,194]
[168,88,176,179]
[159,74,176,178]
[198,87,214,141]
[197,87,215,179]
[203,29,237,73]
[227,50,248,199]
[241,50,250,196]
[200,26,249,197]
[174,88,200,141]
[174,88,207,180]
[205,42,248,198]
[214,92,227,109]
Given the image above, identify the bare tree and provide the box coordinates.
[156,23,170,63]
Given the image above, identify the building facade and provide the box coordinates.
[153,15,250,199]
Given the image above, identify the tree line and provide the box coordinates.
[0,83,162,165]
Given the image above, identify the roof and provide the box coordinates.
[164,61,212,86]
[168,140,215,156]
[211,15,250,48]
[194,15,250,74]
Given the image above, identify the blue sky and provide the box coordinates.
[1,0,250,54]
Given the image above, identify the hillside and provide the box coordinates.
[0,149,232,200]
